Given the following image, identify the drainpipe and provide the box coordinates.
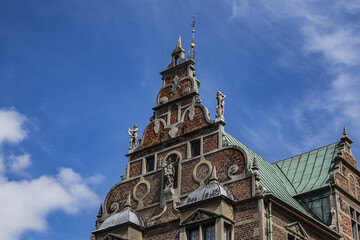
[269,201,273,240]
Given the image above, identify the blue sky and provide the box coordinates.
[0,1,359,239]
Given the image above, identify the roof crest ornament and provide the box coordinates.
[188,15,197,60]
[124,193,131,210]
[209,165,218,183]
[340,125,353,144]
[252,156,259,172]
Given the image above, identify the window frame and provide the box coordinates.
[350,207,360,240]
[191,139,201,158]
[145,155,155,173]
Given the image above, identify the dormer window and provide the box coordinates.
[188,228,199,240]
[187,223,215,240]
[204,225,215,240]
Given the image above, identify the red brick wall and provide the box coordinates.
[344,151,358,169]
[129,160,142,178]
[181,157,201,195]
[170,104,178,124]
[130,125,218,161]
[203,133,218,153]
[143,222,180,240]
[207,148,245,183]
[142,171,162,206]
[105,179,137,214]
[234,201,260,240]
[226,178,252,201]
[162,65,187,86]
[336,172,349,192]
[158,79,193,103]
[271,206,332,240]
[138,106,211,151]
[335,163,360,200]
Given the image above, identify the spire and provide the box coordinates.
[172,36,183,54]
[209,166,218,183]
[124,193,132,210]
[252,156,259,172]
[341,125,353,144]
[188,15,197,60]
[167,36,186,69]
[97,204,103,218]
[343,125,348,136]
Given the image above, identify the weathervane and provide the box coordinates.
[188,15,197,60]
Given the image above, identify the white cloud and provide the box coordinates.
[0,108,102,240]
[9,153,32,175]
[0,108,27,146]
[0,168,100,240]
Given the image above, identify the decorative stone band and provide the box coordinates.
[193,157,213,187]
[133,177,151,209]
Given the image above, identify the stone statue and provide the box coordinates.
[216,91,226,119]
[164,160,175,190]
[164,154,179,190]
[128,124,138,150]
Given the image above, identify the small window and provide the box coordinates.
[146,156,155,172]
[189,229,200,240]
[191,140,201,157]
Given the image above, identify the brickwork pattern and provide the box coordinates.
[234,201,258,222]
[105,180,137,214]
[340,211,352,238]
[162,65,188,85]
[138,106,211,151]
[181,158,201,195]
[271,207,332,240]
[158,79,192,103]
[170,104,178,124]
[129,125,218,161]
[336,172,350,192]
[129,160,142,178]
[156,105,168,115]
[143,222,180,240]
[227,178,252,201]
[207,148,245,183]
[142,171,162,206]
[203,133,218,153]
[344,152,357,169]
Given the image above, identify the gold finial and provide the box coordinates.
[188,15,197,60]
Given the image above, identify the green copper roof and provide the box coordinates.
[224,132,340,234]
[224,133,308,216]
[273,142,339,196]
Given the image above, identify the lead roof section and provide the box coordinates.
[94,209,144,232]
[273,142,339,196]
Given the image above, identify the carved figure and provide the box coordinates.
[163,154,179,190]
[164,160,175,189]
[128,124,138,150]
[216,91,226,119]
